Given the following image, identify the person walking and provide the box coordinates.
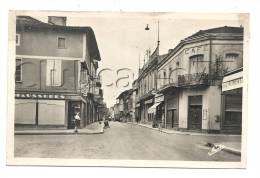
[74,112,81,133]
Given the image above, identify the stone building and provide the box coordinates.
[156,26,243,133]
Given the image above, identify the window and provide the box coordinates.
[58,37,66,49]
[163,71,166,85]
[46,60,62,86]
[224,94,242,125]
[189,55,205,74]
[224,53,242,72]
[15,58,22,82]
[16,34,20,46]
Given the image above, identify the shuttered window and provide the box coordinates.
[46,60,62,86]
[224,95,242,126]
[225,95,242,112]
[189,55,206,74]
[58,37,66,49]
[15,58,22,82]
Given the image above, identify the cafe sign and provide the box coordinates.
[222,71,243,92]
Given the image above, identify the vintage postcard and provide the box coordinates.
[7,11,249,168]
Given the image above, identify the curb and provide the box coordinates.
[15,129,104,135]
[126,122,241,137]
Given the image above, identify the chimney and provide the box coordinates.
[48,16,67,26]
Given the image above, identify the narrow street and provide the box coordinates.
[15,122,240,161]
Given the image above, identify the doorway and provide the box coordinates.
[166,109,178,129]
[68,101,81,129]
[188,96,202,130]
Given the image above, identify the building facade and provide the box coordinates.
[135,47,161,126]
[116,89,133,122]
[221,67,243,134]
[156,26,243,133]
[15,16,103,129]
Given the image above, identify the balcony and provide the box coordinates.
[178,73,209,87]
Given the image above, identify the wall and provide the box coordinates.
[16,30,84,58]
[158,41,210,89]
[15,58,79,93]
[211,41,243,74]
[178,86,221,131]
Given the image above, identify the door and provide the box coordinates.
[166,109,178,129]
[188,96,202,130]
[68,101,81,129]
[166,110,173,128]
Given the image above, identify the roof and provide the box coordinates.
[184,26,244,41]
[158,26,244,68]
[16,16,101,61]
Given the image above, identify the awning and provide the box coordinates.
[135,103,140,108]
[145,98,153,104]
[147,102,162,114]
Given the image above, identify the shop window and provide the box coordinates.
[16,34,20,46]
[189,55,206,74]
[224,94,242,125]
[15,58,22,82]
[224,112,242,125]
[46,60,62,86]
[58,37,66,49]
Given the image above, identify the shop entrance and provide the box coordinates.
[188,96,202,130]
[166,109,178,129]
[68,101,81,129]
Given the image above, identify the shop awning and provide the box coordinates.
[147,102,162,114]
[135,103,140,108]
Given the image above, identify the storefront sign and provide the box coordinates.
[15,93,65,99]
[184,45,209,55]
[222,71,243,92]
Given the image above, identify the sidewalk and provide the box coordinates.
[127,122,241,155]
[15,122,104,135]
[127,122,241,136]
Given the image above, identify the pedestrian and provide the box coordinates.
[74,112,81,133]
[158,122,162,132]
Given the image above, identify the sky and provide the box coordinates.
[30,12,244,108]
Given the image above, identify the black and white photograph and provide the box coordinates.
[6,11,248,167]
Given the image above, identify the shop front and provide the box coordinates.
[221,69,243,134]
[144,98,154,124]
[147,93,164,128]
[165,91,179,129]
[15,92,86,129]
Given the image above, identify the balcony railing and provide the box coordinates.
[178,73,209,87]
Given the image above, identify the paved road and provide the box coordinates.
[15,122,241,161]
